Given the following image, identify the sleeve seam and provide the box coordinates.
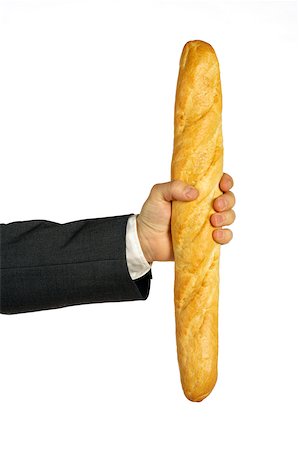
[0,258,124,271]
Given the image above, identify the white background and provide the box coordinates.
[0,1,298,449]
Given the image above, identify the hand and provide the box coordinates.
[136,173,236,263]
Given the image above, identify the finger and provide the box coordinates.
[213,191,236,212]
[212,228,233,244]
[219,173,234,192]
[210,209,236,227]
[151,180,199,203]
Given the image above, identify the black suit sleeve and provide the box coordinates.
[0,213,152,314]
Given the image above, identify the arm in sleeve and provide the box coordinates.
[0,213,152,314]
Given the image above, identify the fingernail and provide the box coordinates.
[184,186,197,198]
[218,199,225,210]
[216,215,223,225]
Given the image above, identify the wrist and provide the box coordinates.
[136,215,154,264]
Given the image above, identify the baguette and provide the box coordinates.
[171,40,224,402]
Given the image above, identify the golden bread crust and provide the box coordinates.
[171,40,224,402]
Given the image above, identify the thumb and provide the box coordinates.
[150,180,199,203]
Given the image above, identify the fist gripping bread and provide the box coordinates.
[171,40,224,402]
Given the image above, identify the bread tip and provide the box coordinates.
[182,373,218,402]
[182,39,215,53]
[183,389,212,403]
[184,385,216,403]
[179,40,217,69]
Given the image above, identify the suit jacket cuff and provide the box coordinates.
[125,214,152,280]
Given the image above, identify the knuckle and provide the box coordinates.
[226,228,233,239]
[221,230,230,243]
[172,179,184,189]
[229,190,236,203]
[227,174,234,185]
[227,210,235,223]
[151,183,160,192]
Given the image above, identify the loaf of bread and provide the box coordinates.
[171,40,224,402]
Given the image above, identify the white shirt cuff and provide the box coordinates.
[126,214,152,280]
